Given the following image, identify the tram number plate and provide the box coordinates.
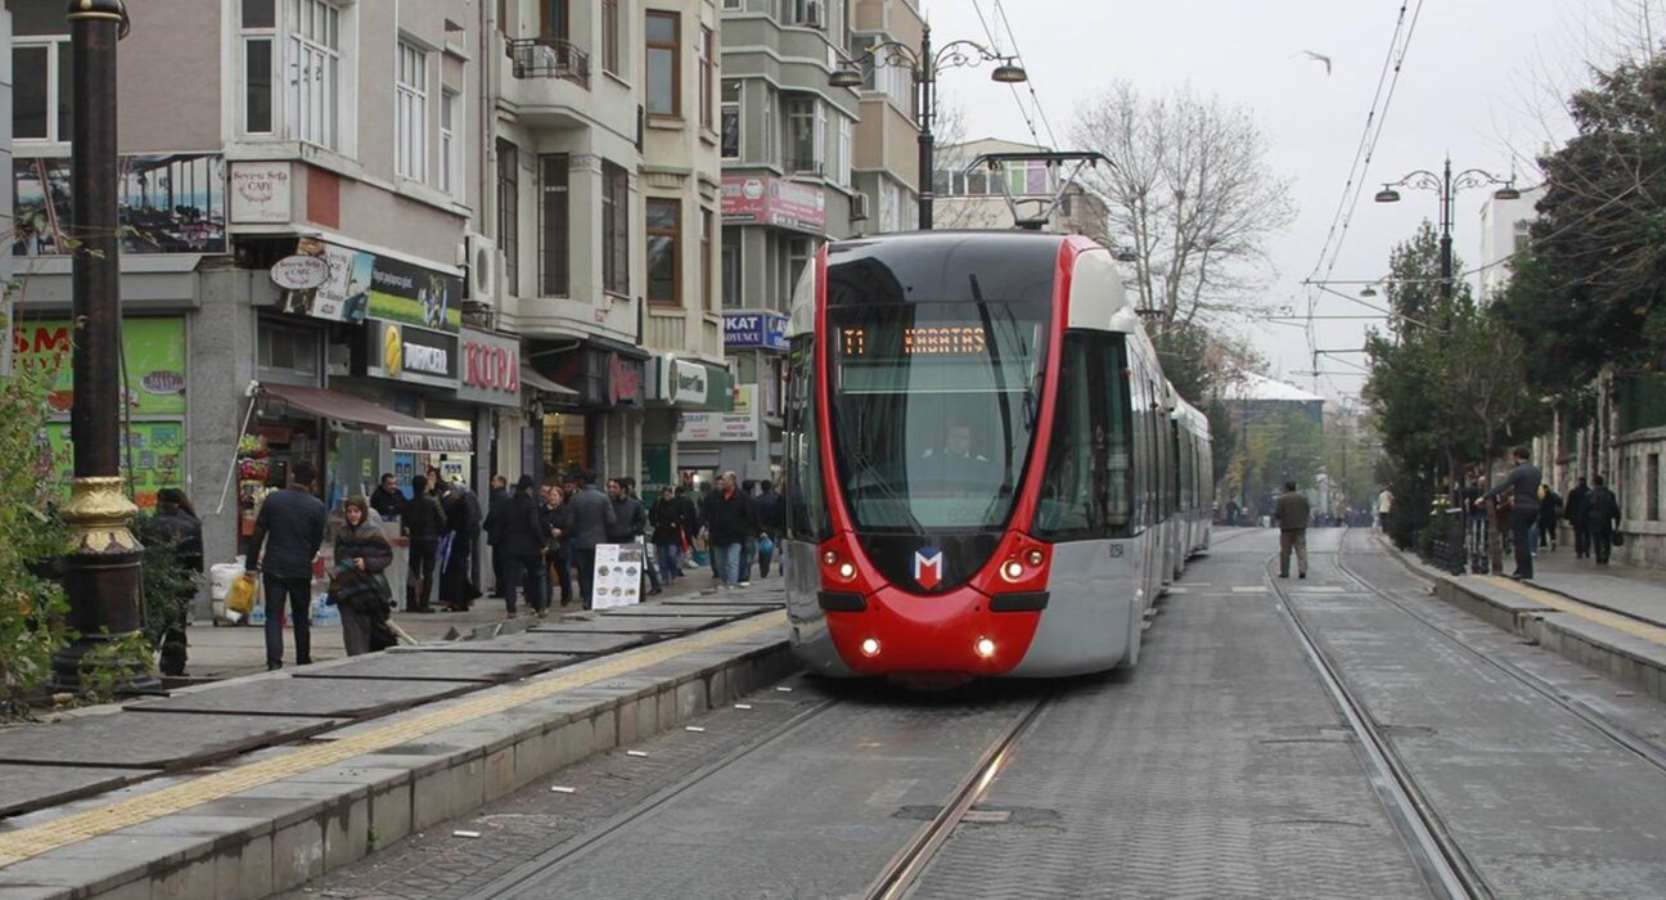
[1107,544,1125,558]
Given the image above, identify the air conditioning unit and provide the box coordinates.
[464,232,498,307]
[850,192,871,221]
[804,0,823,28]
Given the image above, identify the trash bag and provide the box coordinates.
[226,573,257,617]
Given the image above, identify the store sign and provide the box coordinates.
[671,360,708,405]
[12,317,188,417]
[677,385,759,442]
[282,239,463,331]
[457,329,522,407]
[270,254,330,291]
[229,162,293,224]
[723,311,790,351]
[391,430,474,453]
[609,352,644,407]
[721,175,827,233]
[367,321,458,389]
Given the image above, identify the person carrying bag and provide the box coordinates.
[330,496,395,656]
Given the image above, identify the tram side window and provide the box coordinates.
[1100,335,1133,534]
[783,335,831,541]
[1034,333,1099,541]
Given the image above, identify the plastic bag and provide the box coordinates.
[226,573,257,617]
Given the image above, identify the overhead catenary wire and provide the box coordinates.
[970,0,1047,149]
[993,0,1061,149]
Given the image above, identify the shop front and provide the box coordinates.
[527,338,649,484]
[719,310,789,481]
[455,328,525,493]
[644,355,733,492]
[675,384,765,487]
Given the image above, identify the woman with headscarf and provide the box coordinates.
[331,496,394,655]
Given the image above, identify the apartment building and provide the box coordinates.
[489,0,727,488]
[933,137,1107,236]
[850,0,921,235]
[10,0,502,599]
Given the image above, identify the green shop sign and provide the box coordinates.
[11,317,187,417]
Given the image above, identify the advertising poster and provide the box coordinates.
[11,317,188,417]
[677,385,758,442]
[39,421,186,511]
[14,155,227,256]
[592,542,645,610]
[292,240,463,331]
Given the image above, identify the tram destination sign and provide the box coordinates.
[839,325,989,357]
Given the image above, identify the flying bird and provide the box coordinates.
[1299,50,1333,76]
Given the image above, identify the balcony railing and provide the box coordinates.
[508,37,591,90]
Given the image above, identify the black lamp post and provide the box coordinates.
[1375,157,1519,300]
[830,25,1026,230]
[51,0,154,692]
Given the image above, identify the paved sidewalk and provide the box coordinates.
[184,565,761,680]
[1511,546,1666,629]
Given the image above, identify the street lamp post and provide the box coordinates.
[1375,157,1519,300]
[50,0,153,692]
[829,25,1026,230]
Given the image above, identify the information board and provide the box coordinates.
[591,542,645,610]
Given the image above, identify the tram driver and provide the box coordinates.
[923,423,990,465]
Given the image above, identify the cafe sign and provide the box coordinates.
[456,329,522,407]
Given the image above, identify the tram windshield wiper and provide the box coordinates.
[845,446,926,537]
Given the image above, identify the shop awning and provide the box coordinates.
[259,383,473,453]
[521,366,580,398]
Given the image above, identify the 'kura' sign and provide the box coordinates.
[456,329,522,407]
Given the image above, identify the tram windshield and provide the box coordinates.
[828,301,1048,531]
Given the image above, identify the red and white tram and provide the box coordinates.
[780,231,1212,680]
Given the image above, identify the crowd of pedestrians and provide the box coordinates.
[1461,447,1628,579]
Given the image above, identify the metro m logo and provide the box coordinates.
[913,548,943,590]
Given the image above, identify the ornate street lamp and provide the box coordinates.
[830,25,1026,229]
[1375,158,1519,300]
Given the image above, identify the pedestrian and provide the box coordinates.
[329,496,394,656]
[626,479,662,595]
[1566,477,1591,559]
[1537,483,1562,553]
[401,474,446,612]
[565,471,616,609]
[702,478,724,582]
[1586,475,1621,566]
[705,471,757,590]
[152,488,203,677]
[1225,498,1240,527]
[483,475,511,598]
[440,479,482,611]
[245,461,327,670]
[498,476,550,617]
[1375,487,1393,534]
[738,480,759,585]
[541,484,573,608]
[370,472,407,520]
[675,485,701,574]
[607,478,655,596]
[652,486,684,585]
[1274,480,1311,579]
[1478,446,1542,580]
[752,480,782,578]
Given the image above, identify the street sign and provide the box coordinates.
[270,255,331,291]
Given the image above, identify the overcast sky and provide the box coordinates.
[921,0,1654,400]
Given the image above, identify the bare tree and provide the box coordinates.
[1070,82,1297,329]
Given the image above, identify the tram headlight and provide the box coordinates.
[1001,559,1026,582]
[1026,549,1045,567]
[861,637,882,657]
[974,637,997,659]
[838,561,857,580]
[822,550,839,566]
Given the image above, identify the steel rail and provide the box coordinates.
[1340,529,1666,776]
[863,695,1051,900]
[1266,557,1489,900]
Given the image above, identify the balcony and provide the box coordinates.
[508,37,591,90]
[787,157,825,178]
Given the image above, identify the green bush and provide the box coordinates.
[0,369,71,715]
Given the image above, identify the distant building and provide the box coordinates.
[1224,372,1325,426]
[930,137,1107,235]
[1478,184,1546,303]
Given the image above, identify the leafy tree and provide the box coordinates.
[0,369,71,715]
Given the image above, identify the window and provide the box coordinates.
[779,0,819,26]
[1649,453,1661,522]
[497,140,519,294]
[542,0,569,40]
[15,39,72,143]
[647,199,682,306]
[723,0,742,9]
[702,209,715,311]
[258,321,321,377]
[784,238,812,310]
[602,0,620,76]
[439,90,459,195]
[396,43,428,180]
[602,162,630,295]
[646,11,680,116]
[761,86,777,166]
[784,334,832,541]
[785,96,818,174]
[722,227,743,308]
[1513,219,1532,256]
[837,116,852,187]
[540,154,570,296]
[721,80,742,159]
[286,0,343,149]
[240,1,275,135]
[699,27,716,130]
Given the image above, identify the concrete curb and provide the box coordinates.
[0,629,796,900]
[1377,538,1666,704]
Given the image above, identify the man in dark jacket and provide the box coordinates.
[1479,446,1542,580]
[483,475,511,598]
[1587,475,1622,565]
[246,461,327,670]
[1537,484,1563,552]
[370,473,407,520]
[402,474,447,612]
[439,481,481,611]
[608,478,659,596]
[152,488,203,676]
[652,486,685,585]
[701,480,723,581]
[752,480,782,578]
[1274,481,1311,579]
[706,471,759,589]
[498,476,550,616]
[566,472,617,609]
[1566,477,1591,559]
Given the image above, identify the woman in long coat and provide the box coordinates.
[331,496,395,655]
